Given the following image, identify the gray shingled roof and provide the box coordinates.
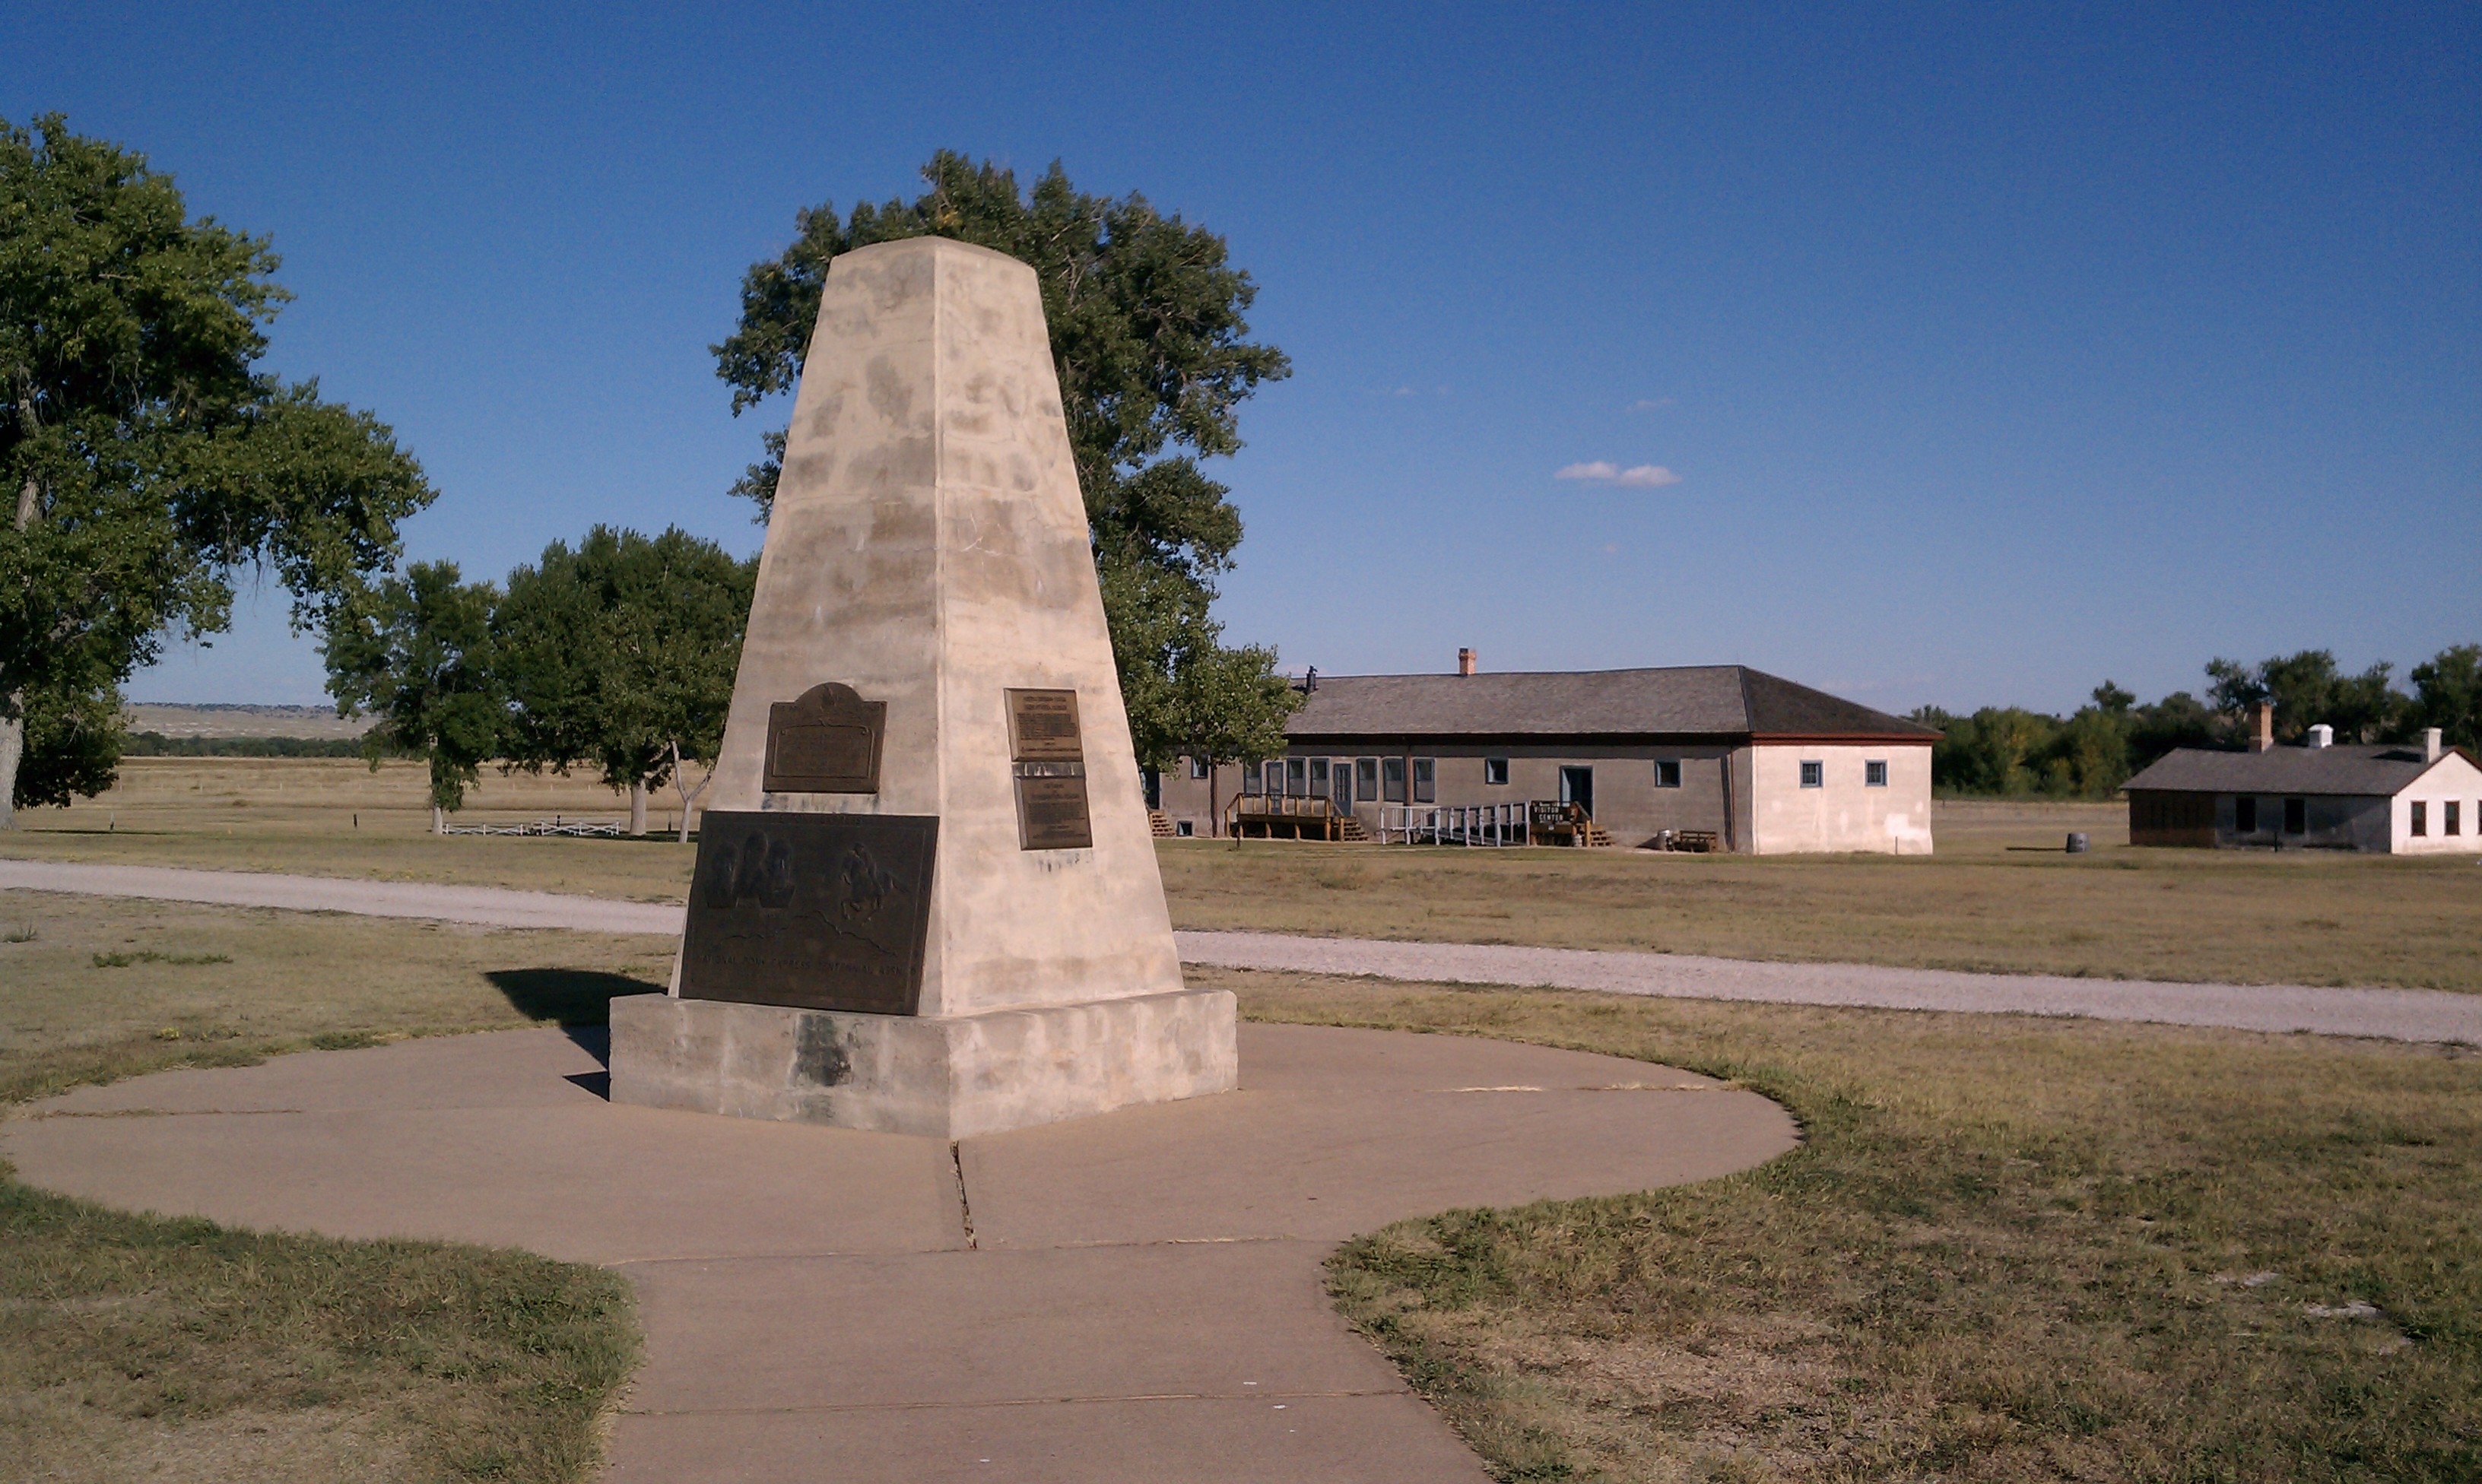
[2124,744,2452,796]
[1281,666,1938,741]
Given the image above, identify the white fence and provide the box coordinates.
[440,816,630,838]
[1377,803,1531,846]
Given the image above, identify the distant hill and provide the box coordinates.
[123,704,370,740]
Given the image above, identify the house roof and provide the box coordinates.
[2123,743,2458,796]
[1281,665,1940,742]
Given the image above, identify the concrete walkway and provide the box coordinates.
[7,858,2477,1042]
[2,1023,1795,1482]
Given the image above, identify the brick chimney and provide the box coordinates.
[2249,702,2274,753]
[1457,647,1476,677]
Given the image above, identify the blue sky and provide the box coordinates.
[11,2,2476,714]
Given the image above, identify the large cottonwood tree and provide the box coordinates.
[713,154,1298,771]
[494,525,754,839]
[0,115,433,823]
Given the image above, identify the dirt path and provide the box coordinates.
[7,858,2471,1044]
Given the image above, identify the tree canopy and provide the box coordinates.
[713,153,1299,770]
[1,114,433,822]
[495,525,754,837]
[322,561,501,832]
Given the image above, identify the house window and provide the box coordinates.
[2284,797,2306,835]
[1176,820,1194,837]
[2235,796,2258,833]
[1242,763,1263,797]
[1484,757,1509,786]
[1654,759,1681,788]
[2411,801,2427,836]
[2449,801,2462,836]
[1309,759,1330,795]
[1189,756,1208,779]
[1382,757,1407,803]
[1357,757,1380,797]
[1865,759,1888,788]
[1284,758,1307,795]
[1412,758,1436,804]
[1800,760,1823,788]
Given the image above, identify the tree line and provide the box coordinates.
[1912,645,2482,800]
[324,527,754,837]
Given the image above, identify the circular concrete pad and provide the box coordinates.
[3,1023,1795,1482]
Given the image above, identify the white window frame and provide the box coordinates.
[1799,760,1823,789]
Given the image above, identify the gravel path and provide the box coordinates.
[8,858,2474,1044]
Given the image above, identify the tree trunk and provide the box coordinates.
[432,804,446,836]
[2,471,36,829]
[0,697,21,832]
[629,779,648,836]
[670,741,713,845]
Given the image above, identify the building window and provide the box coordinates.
[2447,801,2462,836]
[1412,758,1436,803]
[2236,796,2258,834]
[1189,756,1208,779]
[1357,757,1380,797]
[2284,797,2306,835]
[1654,759,1681,788]
[1176,820,1194,837]
[1309,759,1330,796]
[1800,760,1823,788]
[1284,757,1307,794]
[2411,801,2427,836]
[1484,757,1509,786]
[1865,759,1887,788]
[1382,757,1407,803]
[1242,763,1263,797]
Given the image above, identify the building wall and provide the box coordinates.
[1747,744,1933,855]
[2392,753,2482,855]
[2215,791,2392,851]
[1159,737,1931,854]
[2128,790,2216,847]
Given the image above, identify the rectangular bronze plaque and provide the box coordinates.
[1005,688,1084,762]
[765,683,885,794]
[679,810,936,1015]
[1014,770,1093,851]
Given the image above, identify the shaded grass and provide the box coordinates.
[1204,967,2482,1482]
[0,892,659,1482]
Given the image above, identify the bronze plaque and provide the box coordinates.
[765,683,884,794]
[1014,769,1093,851]
[679,810,936,1015]
[1006,688,1084,762]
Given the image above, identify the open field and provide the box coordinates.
[8,761,2480,990]
[1201,966,2482,1482]
[0,892,659,1483]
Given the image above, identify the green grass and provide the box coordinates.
[1207,967,2482,1482]
[0,889,660,1482]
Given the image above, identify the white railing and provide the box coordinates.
[440,815,630,838]
[1377,802,1531,846]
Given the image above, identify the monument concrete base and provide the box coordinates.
[608,989,1238,1139]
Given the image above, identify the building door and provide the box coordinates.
[1559,766,1595,817]
[1331,760,1353,810]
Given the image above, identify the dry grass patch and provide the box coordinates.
[1163,822,2482,991]
[0,892,658,1483]
[1207,969,2482,1482]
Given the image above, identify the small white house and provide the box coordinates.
[2124,716,2482,854]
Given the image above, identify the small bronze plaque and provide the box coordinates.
[1014,770,1093,851]
[765,683,884,794]
[1005,688,1084,762]
[679,810,937,1015]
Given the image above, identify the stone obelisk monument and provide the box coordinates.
[608,237,1237,1137]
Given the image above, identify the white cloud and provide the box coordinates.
[1630,398,1675,411]
[1556,461,1681,488]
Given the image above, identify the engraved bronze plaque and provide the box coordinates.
[1014,770,1093,850]
[1006,687,1091,849]
[764,683,885,794]
[679,810,937,1014]
[1005,688,1084,761]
